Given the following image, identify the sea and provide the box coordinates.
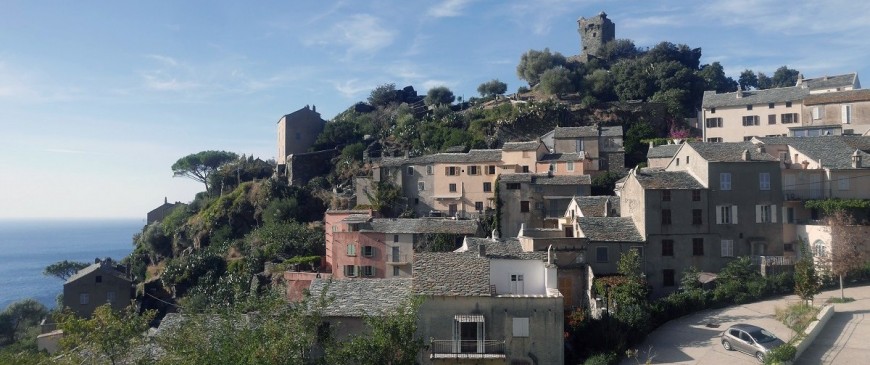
[0,219,143,310]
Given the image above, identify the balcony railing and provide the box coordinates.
[784,189,824,201]
[751,255,796,266]
[429,340,506,359]
[385,254,409,264]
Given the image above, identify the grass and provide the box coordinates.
[775,303,820,334]
[827,297,856,303]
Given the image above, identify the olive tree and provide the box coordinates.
[424,86,455,106]
[477,79,507,97]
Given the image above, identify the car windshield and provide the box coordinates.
[749,329,778,343]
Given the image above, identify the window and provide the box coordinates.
[756,204,776,223]
[686,156,690,164]
[787,207,795,223]
[661,240,674,256]
[393,235,399,243]
[843,104,853,124]
[106,291,116,303]
[742,115,760,126]
[449,183,457,192]
[720,173,731,190]
[692,209,703,225]
[469,165,480,175]
[814,240,827,257]
[596,247,608,263]
[486,165,496,174]
[812,106,824,120]
[346,244,356,256]
[784,243,794,252]
[393,266,400,276]
[768,114,776,124]
[510,274,525,294]
[717,205,737,224]
[79,293,89,305]
[721,240,734,257]
[474,201,484,212]
[407,167,413,175]
[693,238,704,256]
[446,166,459,176]
[363,245,374,257]
[759,172,770,190]
[567,160,574,171]
[95,275,102,283]
[483,182,492,192]
[506,183,520,190]
[711,107,716,113]
[521,165,529,173]
[663,269,675,287]
[512,318,530,337]
[520,201,530,213]
[343,265,357,277]
[363,266,375,277]
[838,175,850,190]
[661,209,672,225]
[427,165,433,175]
[747,104,753,110]
[692,190,701,201]
[418,182,425,191]
[705,117,723,128]
[707,137,723,142]
[786,101,792,107]
[676,158,680,166]
[575,139,584,152]
[781,113,798,124]
[768,103,775,109]
[662,190,671,201]
[549,163,556,172]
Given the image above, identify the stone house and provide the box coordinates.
[549,126,624,174]
[645,143,681,169]
[498,173,591,238]
[146,197,182,224]
[276,105,326,168]
[800,89,870,136]
[63,259,132,317]
[308,278,412,341]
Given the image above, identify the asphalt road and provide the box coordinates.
[618,284,870,364]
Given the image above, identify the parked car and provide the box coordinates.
[720,324,785,362]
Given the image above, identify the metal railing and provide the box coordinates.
[751,255,796,266]
[385,254,409,263]
[783,189,824,201]
[430,340,505,355]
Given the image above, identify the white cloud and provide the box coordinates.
[428,0,473,18]
[333,78,374,98]
[306,14,396,58]
[146,54,179,67]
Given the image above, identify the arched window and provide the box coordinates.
[813,240,827,257]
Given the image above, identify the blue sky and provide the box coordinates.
[1,0,869,219]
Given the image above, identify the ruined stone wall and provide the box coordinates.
[286,149,338,186]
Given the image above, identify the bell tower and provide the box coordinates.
[578,11,615,61]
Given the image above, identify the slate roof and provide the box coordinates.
[369,218,479,234]
[412,252,491,296]
[502,141,542,151]
[576,217,644,242]
[633,168,705,190]
[763,136,870,169]
[600,126,623,137]
[841,136,870,152]
[803,73,858,91]
[309,278,412,317]
[702,87,808,109]
[803,89,870,106]
[687,141,778,162]
[65,262,130,285]
[499,173,591,185]
[374,149,503,167]
[459,237,546,260]
[573,196,620,217]
[540,152,585,162]
[554,126,599,138]
[647,144,681,159]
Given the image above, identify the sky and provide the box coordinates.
[1,0,869,219]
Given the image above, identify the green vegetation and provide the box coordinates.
[794,239,821,305]
[764,343,797,365]
[43,260,90,281]
[477,79,507,97]
[775,302,819,334]
[171,150,239,193]
[57,304,156,365]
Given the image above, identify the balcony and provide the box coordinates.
[385,254,409,265]
[784,189,824,201]
[429,340,506,359]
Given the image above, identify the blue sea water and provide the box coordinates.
[0,219,143,310]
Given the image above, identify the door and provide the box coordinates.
[460,322,478,353]
[510,274,525,294]
[391,246,400,263]
[738,331,754,354]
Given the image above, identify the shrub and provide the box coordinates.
[583,352,618,365]
[764,343,796,364]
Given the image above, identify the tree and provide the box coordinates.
[368,83,399,108]
[538,67,576,95]
[600,39,641,64]
[331,297,424,364]
[516,48,567,86]
[612,249,649,328]
[826,210,867,299]
[794,238,821,305]
[680,266,702,291]
[172,150,239,193]
[757,72,773,90]
[771,66,800,88]
[365,181,403,217]
[424,86,455,106]
[0,299,48,345]
[57,305,156,365]
[738,69,758,90]
[477,79,508,97]
[43,260,90,281]
[697,62,737,93]
[136,222,173,263]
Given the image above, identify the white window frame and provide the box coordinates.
[812,107,823,120]
[720,173,732,191]
[79,293,89,305]
[842,104,852,124]
[567,160,575,171]
[759,172,770,191]
[813,240,827,257]
[721,240,734,257]
[575,139,584,152]
[426,165,433,175]
[509,274,525,294]
[418,182,425,191]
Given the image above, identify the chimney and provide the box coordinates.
[741,149,750,161]
[736,85,743,99]
[164,197,168,204]
[478,243,486,258]
[852,150,862,168]
[796,73,804,86]
[312,105,316,112]
[545,245,558,290]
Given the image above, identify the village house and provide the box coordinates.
[276,105,327,168]
[498,173,592,238]
[146,197,182,224]
[63,259,133,318]
[308,278,413,341]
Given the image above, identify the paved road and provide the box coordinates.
[618,285,870,365]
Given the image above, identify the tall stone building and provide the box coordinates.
[578,11,615,62]
[276,105,326,168]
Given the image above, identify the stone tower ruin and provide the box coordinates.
[578,11,615,61]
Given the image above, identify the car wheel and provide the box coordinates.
[722,340,732,351]
[755,352,765,363]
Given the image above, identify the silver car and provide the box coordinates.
[720,324,785,362]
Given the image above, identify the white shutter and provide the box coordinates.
[771,205,777,223]
[732,205,739,224]
[813,107,820,120]
[782,206,788,223]
[716,206,722,224]
[755,205,762,223]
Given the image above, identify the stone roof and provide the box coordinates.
[309,278,412,317]
[374,149,503,167]
[499,173,591,185]
[502,141,542,151]
[554,126,599,138]
[540,152,585,162]
[369,218,479,234]
[459,237,546,260]
[702,87,808,109]
[412,252,491,296]
[573,196,620,217]
[803,73,858,91]
[687,141,778,162]
[65,262,130,285]
[760,136,870,169]
[600,126,623,137]
[633,168,705,190]
[803,89,870,106]
[342,213,373,223]
[647,144,681,159]
[576,217,644,242]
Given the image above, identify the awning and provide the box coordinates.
[454,314,484,322]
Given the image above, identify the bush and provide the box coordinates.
[583,352,619,365]
[764,343,796,364]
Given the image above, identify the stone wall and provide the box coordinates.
[286,149,338,187]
